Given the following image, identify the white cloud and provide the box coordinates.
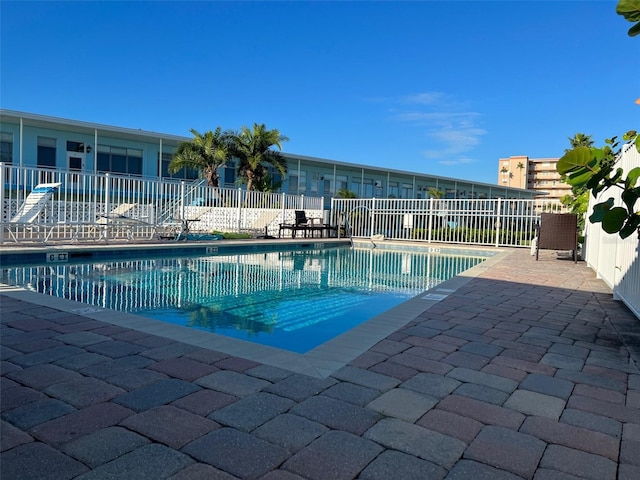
[437,157,478,166]
[401,92,447,105]
[389,91,486,167]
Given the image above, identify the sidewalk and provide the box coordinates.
[1,248,639,479]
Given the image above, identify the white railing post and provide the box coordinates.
[495,198,502,247]
[180,181,186,221]
[281,192,286,227]
[236,188,243,233]
[427,197,433,243]
[104,173,111,242]
[0,162,5,244]
[370,197,376,238]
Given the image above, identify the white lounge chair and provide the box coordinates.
[251,210,280,238]
[157,205,215,241]
[93,203,156,241]
[3,182,62,242]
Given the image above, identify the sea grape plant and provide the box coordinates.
[557,131,640,239]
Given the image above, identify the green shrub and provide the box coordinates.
[212,231,253,239]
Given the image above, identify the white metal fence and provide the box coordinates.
[583,142,640,319]
[0,163,323,243]
[331,197,540,247]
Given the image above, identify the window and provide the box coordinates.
[223,162,236,185]
[374,180,383,197]
[401,183,413,198]
[320,174,343,195]
[297,170,307,192]
[288,170,306,193]
[66,141,85,153]
[350,179,361,196]
[0,132,13,164]
[97,145,143,175]
[388,181,399,198]
[310,172,320,193]
[160,152,198,180]
[362,179,374,197]
[37,137,56,168]
[323,177,333,194]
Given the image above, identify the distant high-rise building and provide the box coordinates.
[498,156,571,209]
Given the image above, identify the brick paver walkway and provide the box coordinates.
[2,248,639,479]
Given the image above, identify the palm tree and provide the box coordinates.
[336,188,357,198]
[228,123,289,191]
[168,128,231,187]
[427,187,445,199]
[567,133,594,150]
[516,161,525,187]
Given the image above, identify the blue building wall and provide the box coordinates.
[0,110,537,202]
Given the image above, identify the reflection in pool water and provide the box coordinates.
[1,247,485,353]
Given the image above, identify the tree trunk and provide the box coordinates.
[205,167,219,187]
[246,171,255,191]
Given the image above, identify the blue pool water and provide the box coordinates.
[1,246,485,353]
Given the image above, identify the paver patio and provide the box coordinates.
[1,247,639,479]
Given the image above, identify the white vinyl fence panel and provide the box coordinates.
[583,142,640,319]
[0,163,324,243]
[331,197,540,247]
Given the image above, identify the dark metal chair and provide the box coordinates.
[535,213,578,263]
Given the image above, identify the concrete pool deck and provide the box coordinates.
[1,245,639,479]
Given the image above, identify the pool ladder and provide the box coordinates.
[344,206,376,249]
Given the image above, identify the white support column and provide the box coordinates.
[19,118,23,167]
[94,129,98,169]
[159,138,163,179]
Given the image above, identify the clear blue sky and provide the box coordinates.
[1,1,638,184]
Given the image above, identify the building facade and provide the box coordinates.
[498,155,571,209]
[1,110,537,207]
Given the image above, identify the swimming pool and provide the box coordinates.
[1,245,486,353]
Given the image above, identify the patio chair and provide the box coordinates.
[535,213,578,263]
[3,182,62,242]
[157,204,216,241]
[279,210,330,238]
[95,203,156,241]
[252,210,280,239]
[279,210,309,238]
